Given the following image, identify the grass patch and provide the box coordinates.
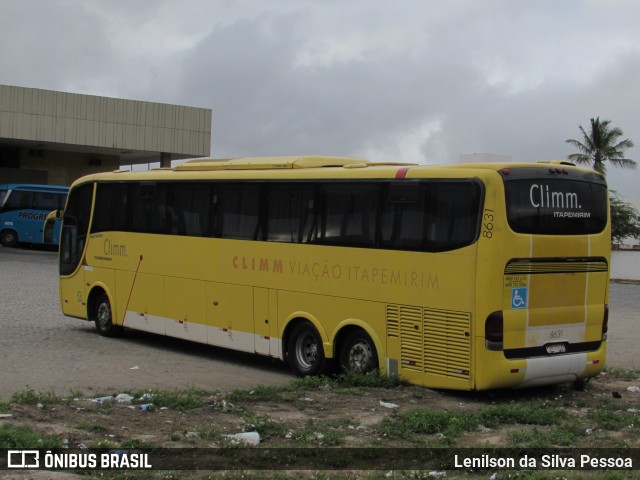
[94,440,119,449]
[507,425,578,448]
[120,438,157,448]
[76,420,108,432]
[478,403,561,428]
[10,387,62,405]
[139,386,213,411]
[0,423,62,448]
[242,415,290,440]
[287,375,335,391]
[380,402,563,443]
[292,425,345,446]
[220,414,349,447]
[379,408,478,442]
[606,367,640,380]
[331,371,408,389]
[227,385,282,402]
[587,410,639,430]
[226,371,406,404]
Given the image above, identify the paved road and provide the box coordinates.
[607,281,640,371]
[0,247,294,400]
[0,247,637,399]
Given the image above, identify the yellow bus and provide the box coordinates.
[58,156,610,390]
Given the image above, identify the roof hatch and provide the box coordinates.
[174,156,369,171]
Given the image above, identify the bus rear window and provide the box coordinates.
[504,178,608,235]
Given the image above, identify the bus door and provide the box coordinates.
[59,183,94,318]
[43,210,63,244]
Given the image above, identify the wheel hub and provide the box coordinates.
[349,341,372,372]
[296,333,318,368]
[97,303,110,328]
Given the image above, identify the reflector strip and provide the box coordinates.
[505,257,608,275]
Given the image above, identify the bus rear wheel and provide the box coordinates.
[287,322,327,376]
[93,293,123,337]
[0,229,18,247]
[339,329,379,374]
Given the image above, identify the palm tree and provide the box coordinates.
[565,117,635,175]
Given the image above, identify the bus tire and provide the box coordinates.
[339,329,379,374]
[287,322,326,376]
[93,293,123,337]
[0,229,18,247]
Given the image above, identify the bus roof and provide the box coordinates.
[68,156,601,186]
[174,156,389,170]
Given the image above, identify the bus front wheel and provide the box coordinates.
[287,322,327,376]
[0,229,18,247]
[93,293,123,337]
[339,329,379,374]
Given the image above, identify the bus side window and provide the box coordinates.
[379,181,482,252]
[214,184,261,240]
[316,183,378,247]
[92,184,130,233]
[166,183,210,236]
[423,183,482,251]
[128,183,167,234]
[379,182,425,250]
[5,190,34,211]
[266,183,315,243]
[34,192,59,211]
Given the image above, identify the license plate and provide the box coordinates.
[546,343,567,354]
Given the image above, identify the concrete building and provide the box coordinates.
[0,84,211,186]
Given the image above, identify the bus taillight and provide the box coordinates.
[485,311,504,351]
[602,304,609,341]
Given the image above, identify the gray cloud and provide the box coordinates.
[1,0,639,204]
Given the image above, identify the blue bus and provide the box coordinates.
[0,184,69,247]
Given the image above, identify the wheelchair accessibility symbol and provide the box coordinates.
[511,287,528,309]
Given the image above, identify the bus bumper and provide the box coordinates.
[474,342,606,390]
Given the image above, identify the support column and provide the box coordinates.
[160,152,172,168]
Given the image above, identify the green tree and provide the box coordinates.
[610,192,640,245]
[565,117,636,175]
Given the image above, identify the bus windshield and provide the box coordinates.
[504,174,608,235]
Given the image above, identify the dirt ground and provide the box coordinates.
[2,370,639,479]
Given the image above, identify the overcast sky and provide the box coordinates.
[2,0,640,206]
